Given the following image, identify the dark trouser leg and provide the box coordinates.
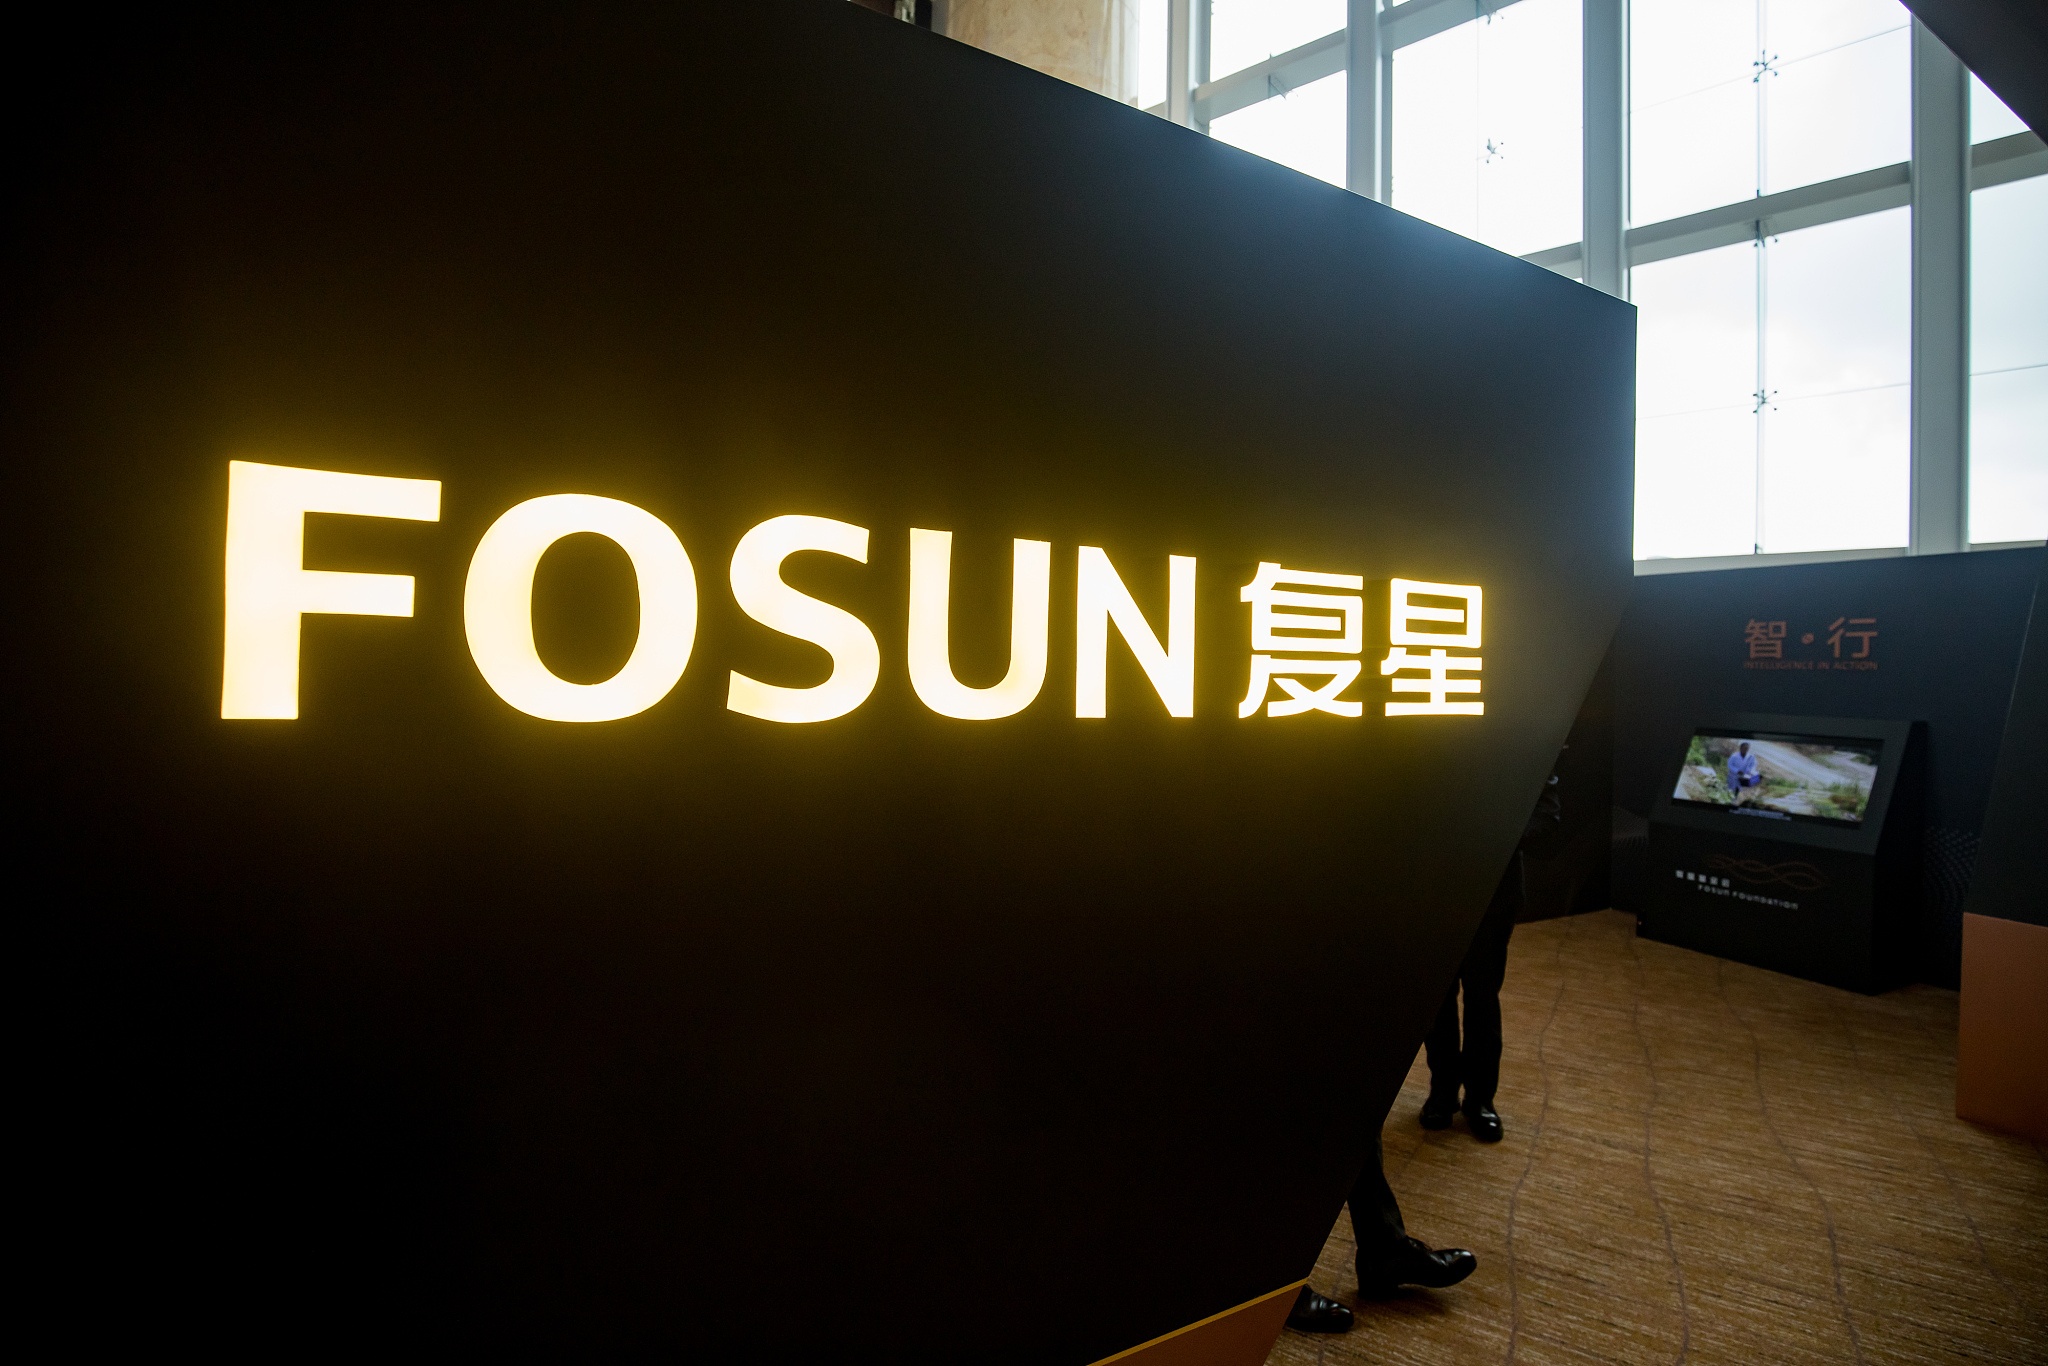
[1459,864,1519,1107]
[1347,1127,1407,1268]
[1422,982,1462,1102]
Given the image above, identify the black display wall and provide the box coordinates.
[1965,559,2047,928]
[1904,0,2048,139]
[10,2,1633,1357]
[1613,547,2043,984]
[1523,650,1614,922]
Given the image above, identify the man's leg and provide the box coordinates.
[1420,984,1462,1128]
[1347,1127,1406,1263]
[1458,863,1519,1139]
[1349,1123,1478,1294]
[1286,1129,1405,1333]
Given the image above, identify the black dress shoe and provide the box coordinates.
[1285,1286,1354,1334]
[1420,1093,1458,1130]
[1358,1236,1479,1295]
[1464,1101,1504,1143]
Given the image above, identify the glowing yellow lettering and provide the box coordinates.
[906,529,1051,720]
[221,460,442,719]
[463,494,697,722]
[726,515,880,723]
[1074,546,1196,718]
[1382,579,1484,717]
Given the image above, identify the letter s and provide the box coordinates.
[726,515,880,723]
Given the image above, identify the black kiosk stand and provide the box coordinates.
[1642,713,1922,993]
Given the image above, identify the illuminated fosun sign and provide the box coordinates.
[220,461,1484,723]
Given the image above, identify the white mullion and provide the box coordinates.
[1909,18,1970,556]
[1347,0,1385,199]
[1755,229,1769,555]
[1581,0,1627,296]
[1167,0,1194,127]
[1753,0,1768,555]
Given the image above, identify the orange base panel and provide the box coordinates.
[1957,912,2048,1142]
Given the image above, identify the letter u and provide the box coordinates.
[906,529,1051,720]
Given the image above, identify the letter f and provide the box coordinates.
[221,460,441,719]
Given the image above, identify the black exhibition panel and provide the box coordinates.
[1610,546,2041,983]
[1903,0,2048,140]
[8,2,1633,1357]
[1644,713,1923,993]
[1965,562,2048,929]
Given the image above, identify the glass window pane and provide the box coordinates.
[1761,4,1910,195]
[1971,175,2048,543]
[1970,370,2048,544]
[1764,0,1905,65]
[1632,81,1758,226]
[1630,0,1911,221]
[1759,208,1911,551]
[1972,176,2048,376]
[1629,0,1758,225]
[1631,0,1756,107]
[1393,20,1480,240]
[1208,0,1346,82]
[1763,208,1911,399]
[1632,241,1760,559]
[1637,242,1759,417]
[1136,0,1168,108]
[1970,72,2028,144]
[1207,70,1347,188]
[1477,0,1581,255]
[1637,410,1762,560]
[1392,0,1581,257]
[1761,389,1910,551]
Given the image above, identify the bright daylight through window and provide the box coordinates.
[1393,0,1580,258]
[1132,0,2045,566]
[1206,0,1349,186]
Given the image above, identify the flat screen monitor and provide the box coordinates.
[1670,728,1884,826]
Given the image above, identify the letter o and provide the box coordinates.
[464,494,697,722]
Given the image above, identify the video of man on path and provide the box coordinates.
[1671,730,1882,825]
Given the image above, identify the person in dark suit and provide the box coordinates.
[1420,759,1565,1142]
[1288,764,1564,1333]
[1284,1117,1479,1333]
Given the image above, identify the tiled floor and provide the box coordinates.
[1269,910,2048,1365]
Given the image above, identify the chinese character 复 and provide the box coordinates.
[1744,619,1786,660]
[1238,562,1366,717]
[1381,578,1483,717]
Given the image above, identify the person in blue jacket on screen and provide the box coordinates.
[1726,741,1761,804]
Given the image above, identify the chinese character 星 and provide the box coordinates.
[1827,616,1876,659]
[1237,562,1365,718]
[1744,619,1786,660]
[1381,578,1483,717]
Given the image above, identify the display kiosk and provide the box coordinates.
[1643,713,1922,993]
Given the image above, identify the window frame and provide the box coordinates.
[1136,0,2048,569]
